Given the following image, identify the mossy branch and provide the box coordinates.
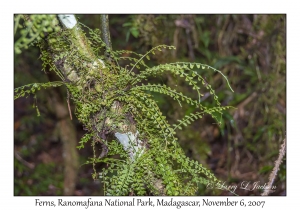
[14,14,236,196]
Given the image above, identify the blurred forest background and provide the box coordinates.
[14,14,286,196]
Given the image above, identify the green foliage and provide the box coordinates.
[14,161,63,195]
[14,15,61,54]
[14,81,64,100]
[14,15,235,196]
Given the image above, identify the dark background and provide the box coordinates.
[14,14,286,196]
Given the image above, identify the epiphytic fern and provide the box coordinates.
[14,15,235,196]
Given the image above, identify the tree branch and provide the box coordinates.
[56,14,164,194]
[100,15,112,51]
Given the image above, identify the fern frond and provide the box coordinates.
[115,56,149,70]
[131,64,204,102]
[112,49,144,58]
[107,162,134,195]
[132,83,200,107]
[129,45,176,73]
[14,81,65,100]
[169,62,234,93]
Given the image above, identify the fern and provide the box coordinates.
[132,83,199,107]
[14,81,65,100]
[14,15,61,54]
[14,15,235,196]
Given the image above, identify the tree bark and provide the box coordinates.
[48,89,79,195]
[56,14,165,195]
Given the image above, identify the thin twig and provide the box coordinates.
[261,138,286,196]
[14,151,35,169]
[67,90,72,120]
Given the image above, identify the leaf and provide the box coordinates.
[130,28,139,38]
